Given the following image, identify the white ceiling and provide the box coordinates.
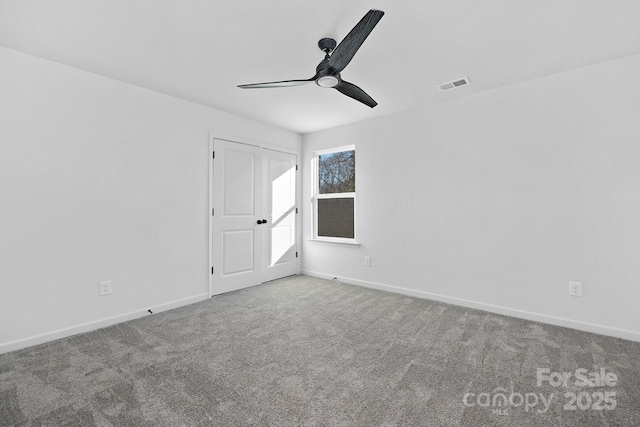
[1,1,640,134]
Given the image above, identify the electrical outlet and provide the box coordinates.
[100,280,112,296]
[569,281,582,297]
[364,256,371,266]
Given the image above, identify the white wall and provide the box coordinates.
[302,53,640,341]
[0,46,301,353]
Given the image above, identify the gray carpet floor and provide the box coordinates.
[1,275,640,426]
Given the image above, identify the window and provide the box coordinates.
[313,146,356,241]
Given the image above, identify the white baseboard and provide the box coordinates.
[302,270,640,343]
[0,293,209,355]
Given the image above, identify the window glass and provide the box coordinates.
[318,150,355,194]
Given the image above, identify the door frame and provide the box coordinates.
[208,134,301,297]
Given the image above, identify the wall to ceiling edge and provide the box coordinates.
[302,53,640,342]
[0,46,302,354]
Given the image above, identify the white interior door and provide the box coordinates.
[263,149,297,282]
[211,139,297,295]
[212,139,263,294]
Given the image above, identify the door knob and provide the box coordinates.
[262,219,268,224]
[257,220,263,224]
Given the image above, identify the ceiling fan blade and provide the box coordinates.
[335,80,377,108]
[328,9,384,74]
[238,78,315,89]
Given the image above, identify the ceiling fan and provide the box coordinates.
[238,9,385,108]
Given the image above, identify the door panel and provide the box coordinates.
[270,225,293,266]
[222,230,254,275]
[212,139,263,294]
[263,149,297,282]
[223,149,256,216]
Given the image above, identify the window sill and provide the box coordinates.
[308,238,361,247]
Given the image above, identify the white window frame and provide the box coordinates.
[311,145,358,244]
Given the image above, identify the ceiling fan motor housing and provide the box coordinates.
[315,57,339,88]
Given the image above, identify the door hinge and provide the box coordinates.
[296,251,298,258]
[295,208,298,214]
[211,267,214,274]
[212,151,215,159]
[212,208,214,216]
[296,164,298,171]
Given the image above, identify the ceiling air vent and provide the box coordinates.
[437,77,471,91]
